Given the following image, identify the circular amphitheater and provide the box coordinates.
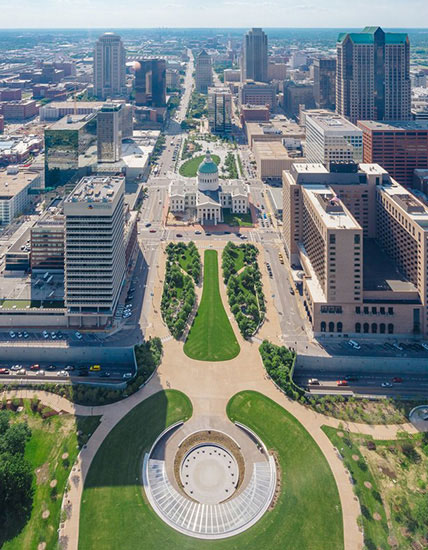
[143,422,277,539]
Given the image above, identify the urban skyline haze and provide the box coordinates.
[0,0,427,29]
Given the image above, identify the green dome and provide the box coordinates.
[198,151,218,174]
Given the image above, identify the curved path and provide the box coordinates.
[1,242,419,550]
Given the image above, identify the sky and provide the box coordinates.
[0,0,427,29]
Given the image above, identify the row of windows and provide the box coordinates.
[320,321,394,334]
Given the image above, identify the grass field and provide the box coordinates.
[227,392,344,550]
[79,390,343,550]
[179,154,220,177]
[79,390,193,550]
[184,250,240,361]
[2,401,100,550]
[222,209,253,227]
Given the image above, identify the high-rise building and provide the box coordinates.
[283,162,428,336]
[64,175,126,328]
[358,120,428,187]
[336,27,411,123]
[305,112,363,165]
[44,114,97,189]
[313,58,336,110]
[93,32,126,100]
[195,50,213,93]
[97,103,122,163]
[239,81,276,110]
[242,28,268,83]
[208,87,232,134]
[134,59,166,107]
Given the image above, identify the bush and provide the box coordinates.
[259,340,303,400]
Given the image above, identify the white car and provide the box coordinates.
[57,370,69,377]
[42,330,49,339]
[75,331,83,340]
[51,332,57,339]
[9,331,15,338]
[422,343,428,351]
[18,368,27,376]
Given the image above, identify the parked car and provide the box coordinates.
[0,368,9,375]
[336,380,348,387]
[10,364,21,371]
[42,331,49,339]
[30,364,40,370]
[176,233,183,238]
[75,331,83,340]
[18,369,27,376]
[149,229,156,233]
[381,381,393,388]
[65,365,75,371]
[123,372,133,379]
[9,331,15,338]
[392,343,403,351]
[23,331,29,338]
[308,378,320,385]
[46,365,56,371]
[348,340,361,350]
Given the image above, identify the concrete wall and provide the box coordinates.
[296,353,428,374]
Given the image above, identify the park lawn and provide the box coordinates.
[227,392,344,550]
[184,250,240,361]
[79,390,343,550]
[177,248,194,275]
[2,401,100,550]
[79,391,193,550]
[322,427,388,549]
[0,299,65,309]
[179,153,220,177]
[222,209,253,227]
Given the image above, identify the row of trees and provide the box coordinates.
[0,338,163,408]
[222,242,265,339]
[161,243,200,339]
[259,340,302,401]
[223,152,238,179]
[0,411,33,544]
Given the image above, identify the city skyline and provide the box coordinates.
[0,0,427,29]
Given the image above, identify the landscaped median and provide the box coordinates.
[161,242,200,339]
[222,242,266,339]
[179,153,220,178]
[184,249,240,361]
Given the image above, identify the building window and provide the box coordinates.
[388,307,394,315]
[330,234,336,244]
[371,323,377,333]
[388,323,394,334]
[371,306,377,314]
[337,322,343,332]
[363,323,369,333]
[355,323,361,333]
[355,306,361,314]
[364,306,369,314]
[328,321,335,332]
[354,234,360,244]
[380,323,386,334]
[321,321,326,332]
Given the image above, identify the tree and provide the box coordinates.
[415,494,428,532]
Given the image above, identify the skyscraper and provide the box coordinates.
[195,50,213,93]
[313,58,336,110]
[93,32,126,100]
[134,59,166,107]
[208,87,232,134]
[336,26,411,123]
[64,175,126,328]
[97,103,122,163]
[242,28,268,83]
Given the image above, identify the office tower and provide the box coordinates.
[44,113,97,188]
[242,28,268,83]
[93,32,126,100]
[282,81,314,116]
[97,103,122,163]
[239,81,276,110]
[195,50,213,93]
[208,87,232,134]
[313,58,336,109]
[283,162,428,336]
[358,120,428,187]
[305,112,363,165]
[30,214,64,271]
[64,175,126,328]
[134,59,166,107]
[151,59,166,107]
[336,27,411,123]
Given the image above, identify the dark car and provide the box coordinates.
[46,365,56,371]
[392,376,403,383]
[100,372,111,378]
[344,375,358,382]
[176,233,183,238]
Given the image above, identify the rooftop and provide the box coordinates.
[303,184,361,230]
[358,120,428,132]
[307,113,362,134]
[253,140,290,159]
[65,175,124,204]
[49,113,96,131]
[0,170,39,198]
[338,27,408,45]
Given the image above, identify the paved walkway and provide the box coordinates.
[1,242,419,550]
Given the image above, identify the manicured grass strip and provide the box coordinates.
[184,250,240,361]
[179,154,220,177]
[79,390,193,550]
[222,209,253,227]
[227,391,344,550]
[322,426,389,549]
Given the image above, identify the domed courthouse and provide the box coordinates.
[169,151,249,225]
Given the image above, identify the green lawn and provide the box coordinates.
[79,390,343,550]
[179,154,221,177]
[2,401,100,550]
[79,390,193,550]
[322,427,389,549]
[227,392,344,550]
[184,250,240,361]
[222,209,253,227]
[0,299,65,310]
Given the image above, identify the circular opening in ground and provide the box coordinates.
[180,443,239,504]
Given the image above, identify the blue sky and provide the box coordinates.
[0,0,427,29]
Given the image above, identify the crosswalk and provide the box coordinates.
[145,457,276,538]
